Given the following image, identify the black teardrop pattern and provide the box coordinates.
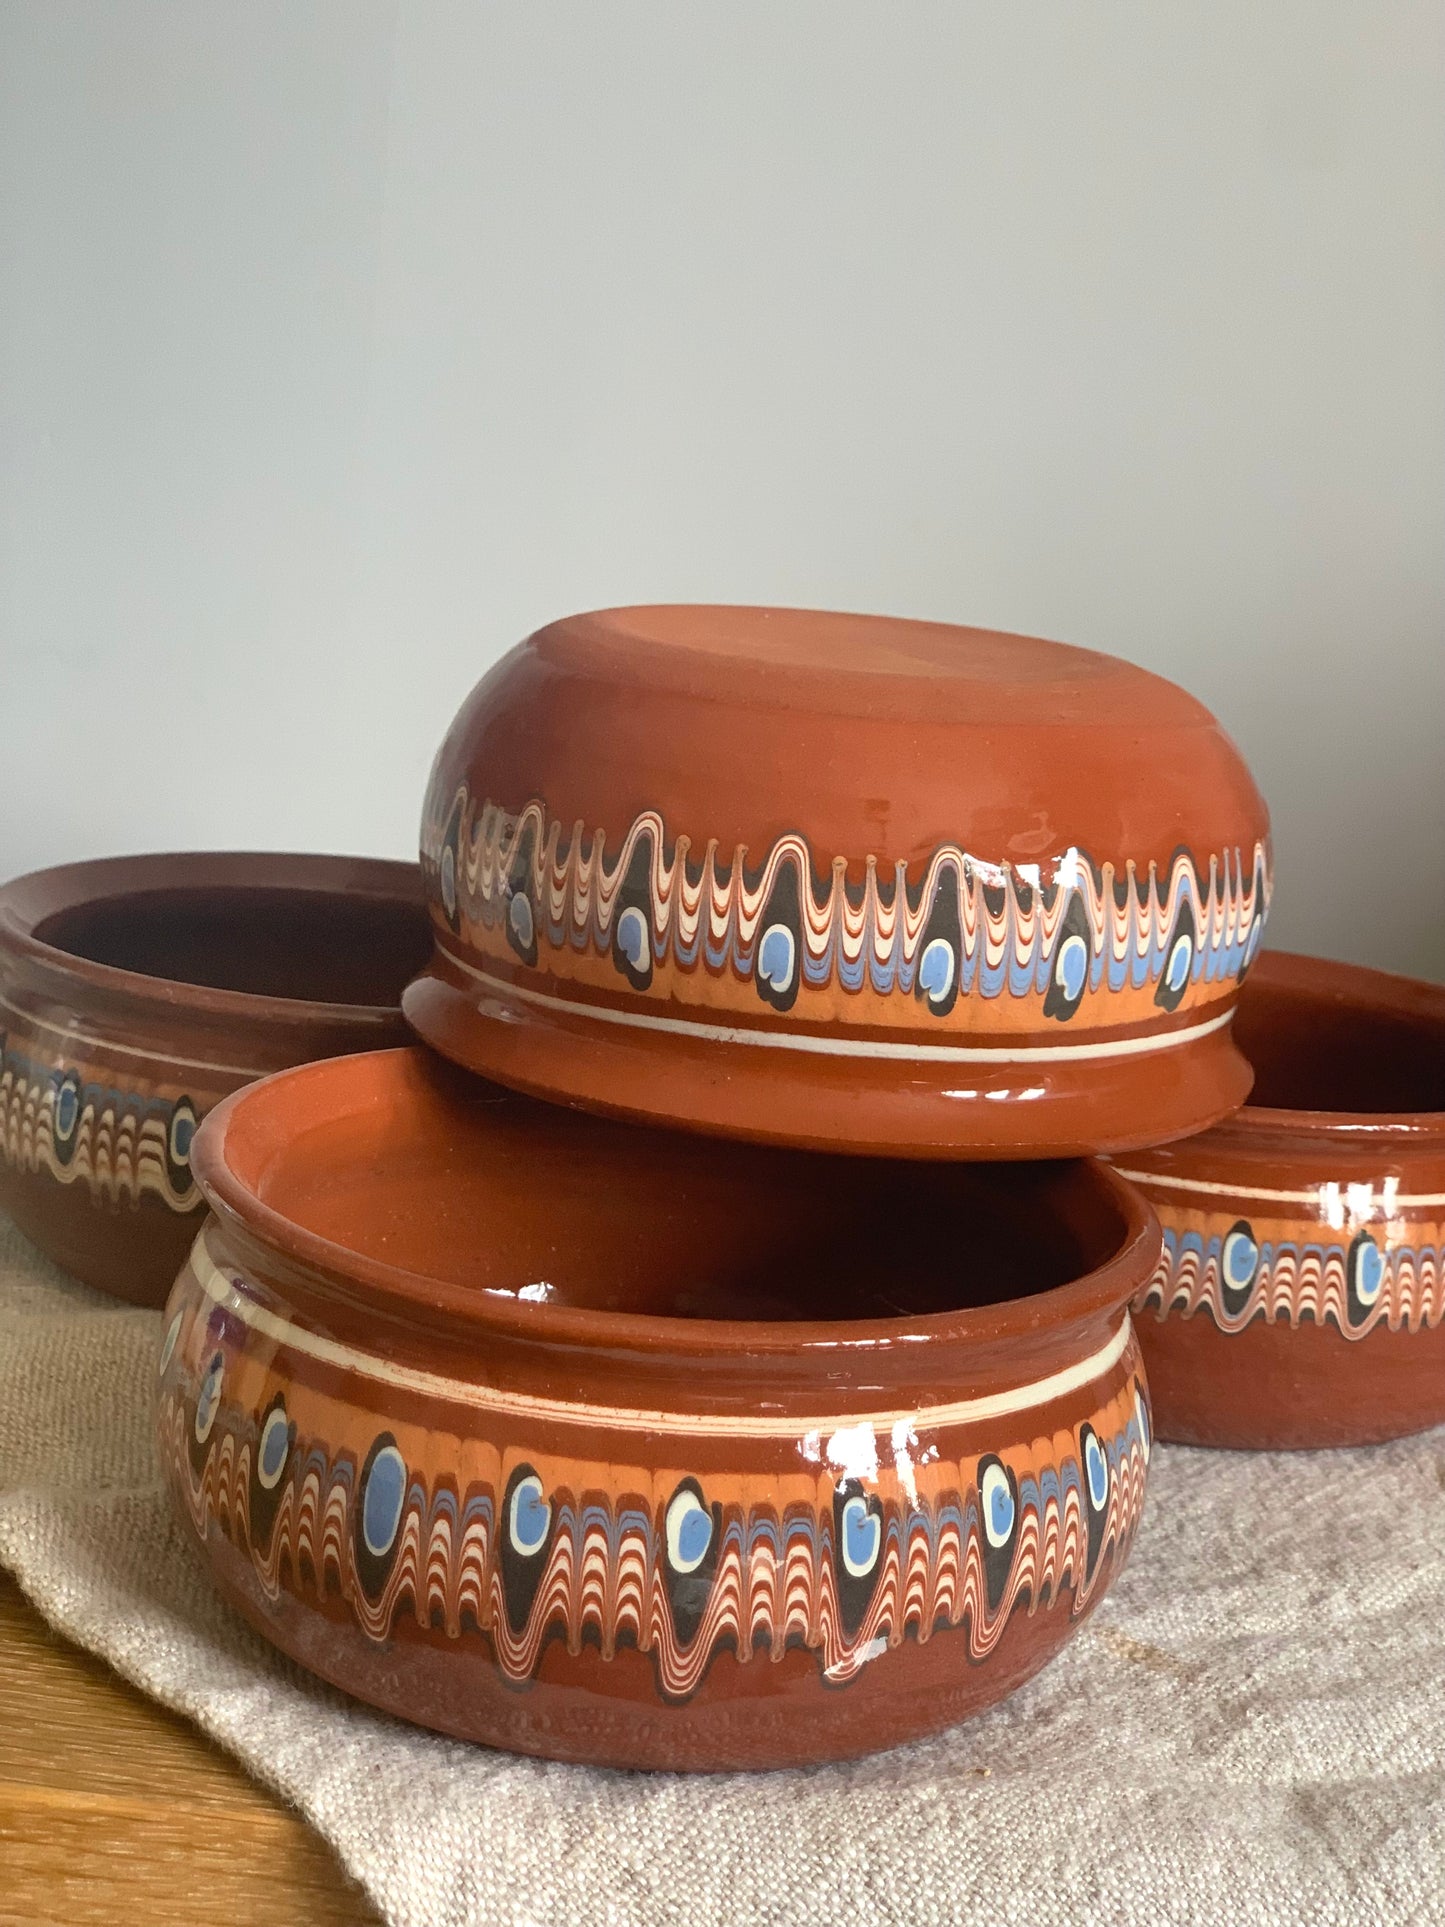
[248,1391,293,1556]
[1042,892,1092,1023]
[1080,1423,1110,1583]
[354,1430,409,1606]
[976,1454,1020,1614]
[831,1478,885,1641]
[1218,1219,1261,1319]
[166,1096,197,1194]
[662,1477,723,1650]
[914,871,962,1018]
[754,862,803,1014]
[1346,1230,1387,1330]
[503,823,538,967]
[610,834,655,992]
[499,1460,554,1634]
[51,1070,82,1166]
[1154,901,1198,1012]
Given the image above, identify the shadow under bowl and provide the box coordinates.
[0,852,429,1304]
[158,1044,1159,1770]
[1116,949,1445,1448]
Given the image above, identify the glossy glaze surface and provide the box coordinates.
[408,605,1270,1157]
[159,1047,1158,1770]
[1118,951,1445,1448]
[0,854,428,1304]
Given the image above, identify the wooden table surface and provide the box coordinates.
[0,1571,381,1927]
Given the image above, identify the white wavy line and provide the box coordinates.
[447,958,1236,1065]
[1116,1167,1445,1209]
[189,1228,1132,1437]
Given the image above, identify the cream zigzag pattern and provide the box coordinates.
[159,1387,1148,1701]
[424,786,1270,1004]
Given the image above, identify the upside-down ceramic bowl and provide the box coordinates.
[158,1046,1159,1771]
[0,853,429,1305]
[1118,951,1445,1448]
[406,605,1271,1159]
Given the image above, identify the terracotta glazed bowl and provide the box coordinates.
[406,604,1271,1159]
[0,853,429,1305]
[1118,951,1445,1448]
[158,1046,1158,1771]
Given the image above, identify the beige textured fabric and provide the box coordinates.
[1,1213,1442,1927]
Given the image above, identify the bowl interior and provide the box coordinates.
[219,1053,1135,1326]
[1237,961,1445,1116]
[35,885,432,1009]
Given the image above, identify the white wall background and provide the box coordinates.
[1,2,1441,976]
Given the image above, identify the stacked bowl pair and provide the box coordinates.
[3,606,1440,1771]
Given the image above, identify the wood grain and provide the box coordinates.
[0,1572,380,1927]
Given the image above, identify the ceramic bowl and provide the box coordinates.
[406,604,1271,1159]
[157,1046,1158,1771]
[1117,951,1445,1448]
[0,853,429,1305]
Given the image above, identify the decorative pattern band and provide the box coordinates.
[422,785,1271,1030]
[0,1034,198,1212]
[157,1279,1150,1703]
[1136,1220,1445,1339]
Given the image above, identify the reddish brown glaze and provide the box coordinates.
[1118,951,1445,1448]
[407,605,1269,1158]
[0,854,429,1305]
[158,1047,1160,1769]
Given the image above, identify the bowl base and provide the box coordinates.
[0,1165,201,1306]
[203,1521,1122,1771]
[1137,1309,1445,1449]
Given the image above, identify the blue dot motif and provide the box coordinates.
[979,1460,1015,1549]
[508,891,534,947]
[1166,932,1193,993]
[757,923,795,993]
[194,1352,224,1444]
[1057,932,1088,1002]
[919,936,955,1006]
[616,905,649,973]
[1223,1228,1258,1290]
[509,1474,551,1555]
[677,1505,712,1568]
[259,1411,289,1482]
[1085,1432,1109,1510]
[847,1497,880,1568]
[1356,1239,1384,1305]
[362,1443,407,1558]
[665,1486,713,1574]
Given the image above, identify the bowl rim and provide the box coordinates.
[191,1045,1161,1360]
[0,850,424,1029]
[1202,949,1445,1144]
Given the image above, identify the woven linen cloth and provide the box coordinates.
[1,1213,1442,1927]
